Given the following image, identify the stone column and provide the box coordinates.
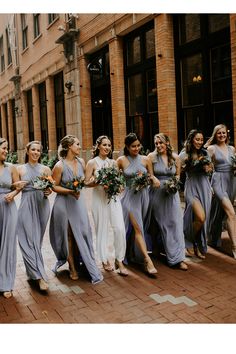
[109,36,127,156]
[46,77,57,155]
[78,54,93,160]
[7,101,14,151]
[32,85,41,142]
[154,14,178,150]
[21,91,29,146]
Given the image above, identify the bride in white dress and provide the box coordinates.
[85,135,128,276]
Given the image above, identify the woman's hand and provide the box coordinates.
[43,188,52,197]
[150,175,160,188]
[11,180,28,191]
[4,191,16,203]
[72,191,80,200]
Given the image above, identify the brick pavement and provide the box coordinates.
[1,190,236,324]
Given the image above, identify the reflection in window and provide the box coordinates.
[127,36,141,66]
[181,53,203,107]
[146,69,157,113]
[211,44,232,102]
[208,14,229,33]
[146,29,155,59]
[179,14,200,44]
[128,74,144,116]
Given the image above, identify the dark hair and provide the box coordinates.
[154,133,175,167]
[184,129,204,155]
[123,133,140,156]
[58,135,77,158]
[25,141,43,163]
[92,135,113,159]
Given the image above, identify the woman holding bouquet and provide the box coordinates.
[179,130,212,259]
[146,133,187,270]
[85,135,128,276]
[49,135,103,284]
[0,138,21,298]
[117,133,159,275]
[205,124,236,258]
[17,141,52,291]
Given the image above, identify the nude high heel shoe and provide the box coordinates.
[115,260,129,276]
[144,257,158,275]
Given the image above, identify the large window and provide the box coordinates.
[124,21,157,149]
[27,90,34,141]
[21,14,28,50]
[48,14,58,24]
[54,72,66,145]
[174,14,232,146]
[0,36,5,72]
[33,14,40,39]
[6,28,12,66]
[38,82,48,151]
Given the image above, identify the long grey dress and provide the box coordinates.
[17,163,50,281]
[146,155,185,265]
[0,164,17,292]
[49,159,103,283]
[179,150,212,254]
[121,155,149,264]
[208,145,236,247]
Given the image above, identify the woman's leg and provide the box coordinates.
[67,224,79,280]
[191,199,206,258]
[129,213,157,274]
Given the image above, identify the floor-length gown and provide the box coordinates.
[17,163,49,281]
[0,164,18,292]
[146,155,185,265]
[49,158,103,283]
[121,155,149,264]
[208,145,236,247]
[92,156,126,263]
[179,150,212,254]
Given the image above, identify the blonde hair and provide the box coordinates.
[204,124,229,147]
[58,135,77,158]
[154,133,175,167]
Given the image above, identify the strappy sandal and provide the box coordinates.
[3,291,12,299]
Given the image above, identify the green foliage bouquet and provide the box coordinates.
[95,166,126,203]
[163,176,182,195]
[130,171,151,194]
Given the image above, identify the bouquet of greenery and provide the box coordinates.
[184,154,212,176]
[32,174,55,198]
[130,171,151,194]
[163,176,182,195]
[95,166,126,203]
[231,155,236,176]
[66,176,85,193]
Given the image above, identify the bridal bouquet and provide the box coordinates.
[32,174,55,198]
[66,176,85,193]
[185,154,212,176]
[163,176,182,195]
[130,171,151,194]
[95,166,126,203]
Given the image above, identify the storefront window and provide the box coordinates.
[211,43,232,102]
[181,53,203,107]
[208,14,229,33]
[179,14,201,44]
[127,36,141,66]
[146,69,157,113]
[128,74,144,116]
[146,28,155,59]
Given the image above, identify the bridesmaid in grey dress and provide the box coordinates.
[205,124,236,258]
[117,133,160,275]
[0,138,20,298]
[146,133,187,270]
[49,135,103,284]
[17,141,52,291]
[179,130,213,259]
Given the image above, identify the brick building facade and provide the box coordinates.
[0,13,235,162]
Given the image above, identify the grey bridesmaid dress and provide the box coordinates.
[17,163,50,281]
[49,159,103,283]
[0,164,17,292]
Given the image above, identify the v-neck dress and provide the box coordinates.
[179,150,212,254]
[49,158,102,283]
[207,144,236,247]
[145,154,185,265]
[0,164,17,292]
[121,155,149,264]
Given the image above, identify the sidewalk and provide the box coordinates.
[1,189,236,324]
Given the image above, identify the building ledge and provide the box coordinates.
[55,29,79,44]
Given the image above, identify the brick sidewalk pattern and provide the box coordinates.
[1,190,236,324]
